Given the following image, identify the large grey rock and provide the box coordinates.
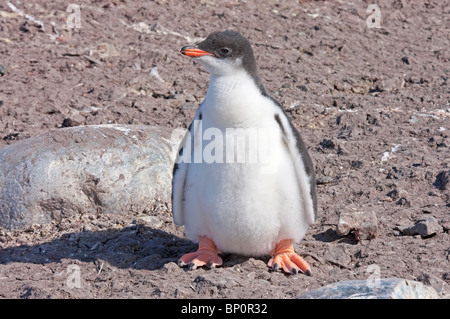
[0,125,183,230]
[298,278,440,299]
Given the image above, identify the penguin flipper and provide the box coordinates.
[171,108,203,226]
[274,110,317,224]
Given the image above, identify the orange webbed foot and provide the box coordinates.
[268,239,311,276]
[178,236,223,270]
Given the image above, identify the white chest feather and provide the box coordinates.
[201,72,270,126]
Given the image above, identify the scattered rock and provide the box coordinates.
[0,125,182,230]
[366,113,378,125]
[298,278,440,299]
[337,126,352,140]
[335,112,365,127]
[386,166,415,180]
[336,209,378,240]
[316,176,334,185]
[433,170,450,190]
[326,246,351,269]
[385,188,412,207]
[405,74,424,84]
[311,103,325,114]
[350,160,363,169]
[61,117,81,128]
[442,217,450,233]
[183,93,196,103]
[19,22,30,33]
[386,189,400,200]
[378,77,405,92]
[336,143,349,156]
[397,216,442,238]
[417,272,448,294]
[319,138,335,150]
[3,133,19,141]
[132,62,141,71]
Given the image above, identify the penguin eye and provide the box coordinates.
[218,47,231,56]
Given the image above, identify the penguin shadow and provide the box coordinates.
[0,223,197,271]
[174,250,271,273]
[220,253,270,268]
[2,224,353,273]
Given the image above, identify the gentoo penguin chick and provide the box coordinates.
[172,30,317,275]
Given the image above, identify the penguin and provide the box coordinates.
[172,30,317,275]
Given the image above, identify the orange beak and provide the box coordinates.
[180,46,215,58]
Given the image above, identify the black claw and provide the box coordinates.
[272,263,280,271]
[291,268,298,275]
[305,269,312,277]
[188,262,197,270]
[178,259,186,267]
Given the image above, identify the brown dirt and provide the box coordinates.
[0,0,449,299]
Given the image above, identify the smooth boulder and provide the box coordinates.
[0,125,183,230]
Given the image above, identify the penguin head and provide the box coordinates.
[180,30,258,77]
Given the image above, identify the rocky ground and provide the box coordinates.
[0,0,449,298]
